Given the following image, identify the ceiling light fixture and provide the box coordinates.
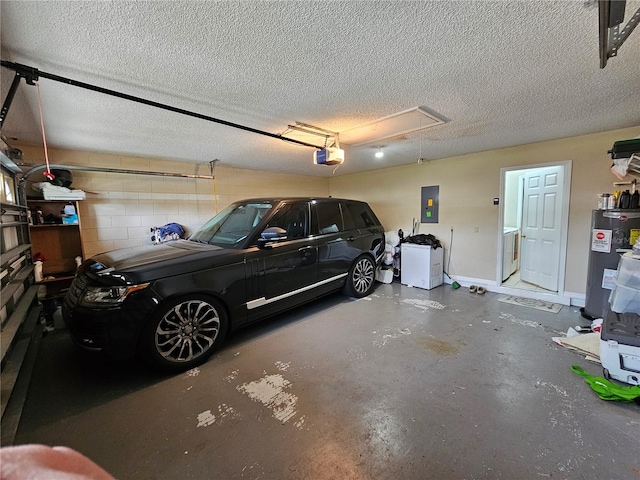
[375,148,384,159]
[339,106,446,147]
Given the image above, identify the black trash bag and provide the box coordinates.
[49,169,73,187]
[403,233,441,249]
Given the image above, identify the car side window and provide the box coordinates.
[266,203,309,240]
[340,203,357,231]
[346,201,379,229]
[314,202,344,234]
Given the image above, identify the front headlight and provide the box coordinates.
[80,284,149,307]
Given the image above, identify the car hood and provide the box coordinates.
[83,240,244,284]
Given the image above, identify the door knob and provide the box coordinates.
[521,234,527,238]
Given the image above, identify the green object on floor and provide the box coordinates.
[443,271,460,289]
[571,365,640,403]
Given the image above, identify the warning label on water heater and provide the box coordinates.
[591,229,612,253]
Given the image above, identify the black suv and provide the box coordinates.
[63,198,385,371]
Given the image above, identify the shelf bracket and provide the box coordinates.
[599,0,640,68]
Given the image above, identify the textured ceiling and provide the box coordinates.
[1,1,639,177]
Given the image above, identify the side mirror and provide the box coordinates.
[257,227,287,248]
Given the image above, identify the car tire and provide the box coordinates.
[141,294,228,372]
[343,255,376,298]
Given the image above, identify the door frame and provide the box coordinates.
[496,160,572,303]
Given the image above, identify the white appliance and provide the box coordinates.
[600,311,640,385]
[401,243,443,290]
[502,227,519,281]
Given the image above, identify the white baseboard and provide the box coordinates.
[564,292,586,308]
[443,275,585,307]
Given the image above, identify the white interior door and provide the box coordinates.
[520,166,563,291]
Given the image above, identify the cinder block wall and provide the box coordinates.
[17,146,329,259]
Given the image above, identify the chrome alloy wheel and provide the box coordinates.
[352,257,375,295]
[155,300,220,363]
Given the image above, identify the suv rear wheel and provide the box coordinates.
[343,255,376,298]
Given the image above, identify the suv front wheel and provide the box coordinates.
[141,294,228,371]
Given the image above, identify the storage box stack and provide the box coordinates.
[600,253,640,385]
[608,252,640,314]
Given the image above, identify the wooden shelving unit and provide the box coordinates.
[27,200,84,297]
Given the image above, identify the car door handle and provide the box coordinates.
[298,246,313,256]
[347,236,355,242]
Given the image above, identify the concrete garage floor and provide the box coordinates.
[12,282,640,479]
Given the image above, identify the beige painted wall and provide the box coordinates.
[17,146,329,258]
[328,126,640,294]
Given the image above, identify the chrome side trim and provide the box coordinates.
[246,273,348,310]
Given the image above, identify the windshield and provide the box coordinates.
[188,202,273,247]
